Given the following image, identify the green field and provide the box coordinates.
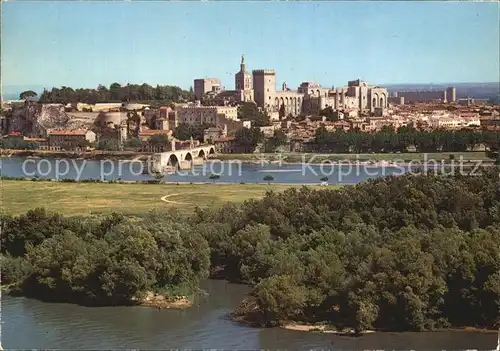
[213,152,492,163]
[1,181,334,216]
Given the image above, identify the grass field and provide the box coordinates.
[214,152,492,163]
[1,180,335,216]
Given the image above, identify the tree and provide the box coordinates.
[279,104,286,120]
[149,134,169,146]
[19,90,37,101]
[173,123,213,142]
[125,138,142,148]
[77,140,89,149]
[238,102,270,127]
[96,138,120,151]
[209,174,220,183]
[314,126,330,146]
[319,106,337,121]
[235,127,264,151]
[263,175,274,184]
[38,83,191,104]
[266,130,288,152]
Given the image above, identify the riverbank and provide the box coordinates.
[135,291,192,310]
[1,283,192,310]
[280,323,497,335]
[0,149,150,161]
[282,323,375,335]
[2,149,493,165]
[211,151,494,165]
[1,180,335,216]
[207,158,495,168]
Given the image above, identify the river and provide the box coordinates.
[1,280,496,350]
[0,157,455,184]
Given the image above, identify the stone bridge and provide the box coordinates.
[149,145,216,173]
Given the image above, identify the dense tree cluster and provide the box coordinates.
[38,83,193,105]
[313,126,500,153]
[2,169,499,331]
[237,102,271,127]
[193,168,500,331]
[0,210,209,305]
[173,123,214,142]
[0,138,40,150]
[96,138,120,151]
[265,130,288,152]
[234,127,264,149]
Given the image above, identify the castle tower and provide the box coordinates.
[252,69,276,110]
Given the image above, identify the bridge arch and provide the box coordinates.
[198,149,206,159]
[184,152,193,162]
[167,154,179,169]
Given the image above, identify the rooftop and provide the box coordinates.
[24,137,48,142]
[139,129,172,136]
[214,137,235,142]
[49,129,88,136]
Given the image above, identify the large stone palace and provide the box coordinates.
[194,55,389,118]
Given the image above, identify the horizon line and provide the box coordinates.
[2,81,499,92]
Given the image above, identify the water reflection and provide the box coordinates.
[1,157,419,184]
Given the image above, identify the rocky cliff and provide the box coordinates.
[8,103,95,136]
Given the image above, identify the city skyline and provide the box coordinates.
[2,1,499,93]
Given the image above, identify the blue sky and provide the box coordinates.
[2,1,499,92]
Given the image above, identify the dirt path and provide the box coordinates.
[160,193,190,205]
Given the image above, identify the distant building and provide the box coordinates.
[144,106,179,130]
[446,87,457,103]
[24,137,48,147]
[392,87,456,104]
[91,103,123,111]
[194,78,221,100]
[457,98,475,106]
[213,137,251,153]
[175,139,200,150]
[203,125,227,144]
[198,55,391,118]
[388,96,405,105]
[48,129,96,150]
[252,72,389,117]
[138,129,173,142]
[177,105,238,126]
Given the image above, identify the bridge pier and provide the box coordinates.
[192,157,204,166]
[179,160,192,170]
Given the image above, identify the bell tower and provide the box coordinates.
[240,54,245,72]
[234,54,254,102]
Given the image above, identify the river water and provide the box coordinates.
[1,280,496,350]
[0,157,449,184]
